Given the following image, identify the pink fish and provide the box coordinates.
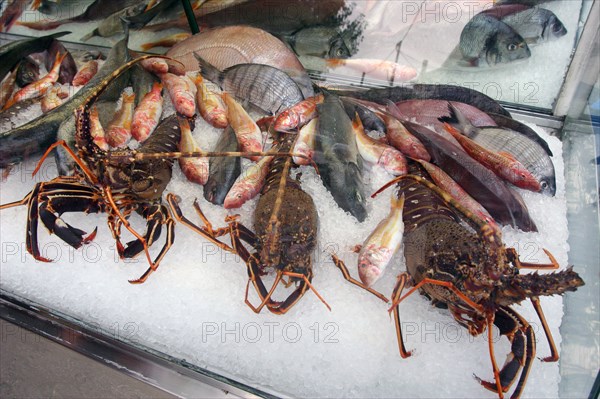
[178,117,209,185]
[224,155,273,209]
[90,105,108,151]
[106,90,135,148]
[3,52,66,110]
[40,84,67,113]
[380,108,431,161]
[160,72,196,118]
[415,159,497,228]
[273,93,323,132]
[358,194,405,287]
[194,74,228,128]
[141,58,169,75]
[292,117,318,166]
[326,58,417,82]
[353,115,407,176]
[131,82,163,142]
[444,123,542,192]
[72,60,98,86]
[222,92,264,161]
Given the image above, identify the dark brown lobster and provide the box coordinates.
[0,56,182,283]
[388,162,584,398]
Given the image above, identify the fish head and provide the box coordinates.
[539,176,556,196]
[487,32,531,65]
[341,163,368,222]
[543,16,567,40]
[274,109,300,132]
[328,36,351,59]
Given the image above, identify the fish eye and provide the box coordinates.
[336,48,345,57]
[541,181,548,189]
[507,43,518,51]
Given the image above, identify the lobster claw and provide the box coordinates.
[39,206,97,249]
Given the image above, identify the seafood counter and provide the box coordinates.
[0,7,591,399]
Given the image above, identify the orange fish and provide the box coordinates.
[221,92,263,161]
[178,117,209,185]
[72,60,98,86]
[131,82,163,142]
[326,58,417,82]
[160,72,196,118]
[90,105,109,151]
[40,84,67,113]
[274,93,323,132]
[353,115,407,176]
[106,90,135,148]
[194,75,227,128]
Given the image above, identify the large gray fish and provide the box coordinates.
[0,32,69,81]
[195,54,305,115]
[203,126,241,205]
[500,6,567,44]
[81,3,147,41]
[331,84,511,117]
[285,26,352,59]
[315,92,367,222]
[441,104,556,196]
[0,33,131,168]
[460,13,531,66]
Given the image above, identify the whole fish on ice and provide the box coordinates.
[204,126,241,205]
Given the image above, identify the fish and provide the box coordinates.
[0,0,31,32]
[0,32,69,81]
[442,104,556,196]
[3,52,67,110]
[501,6,567,44]
[15,57,40,87]
[460,13,531,66]
[352,115,407,176]
[204,125,241,205]
[224,155,274,209]
[106,89,135,148]
[341,97,386,133]
[0,68,18,109]
[196,54,305,115]
[388,99,497,137]
[131,82,163,142]
[90,105,109,151]
[326,58,418,82]
[414,159,497,228]
[379,109,430,161]
[40,84,67,113]
[274,93,324,132]
[178,117,209,185]
[45,39,78,85]
[402,121,537,232]
[159,72,196,118]
[285,25,352,58]
[141,57,169,75]
[195,75,228,129]
[80,3,147,41]
[72,60,99,86]
[140,33,192,51]
[314,92,367,222]
[487,112,552,156]
[72,49,106,68]
[332,84,511,117]
[124,0,178,29]
[357,193,405,287]
[166,26,314,98]
[222,92,264,161]
[293,117,318,166]
[14,0,141,30]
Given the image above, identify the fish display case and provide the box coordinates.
[0,1,598,398]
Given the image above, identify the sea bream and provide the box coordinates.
[196,54,305,115]
[357,194,405,287]
[314,92,367,222]
[460,12,531,66]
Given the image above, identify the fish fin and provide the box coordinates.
[194,53,222,86]
[80,29,98,42]
[351,245,362,253]
[384,100,404,121]
[442,122,462,138]
[439,102,473,132]
[139,42,155,51]
[352,112,364,132]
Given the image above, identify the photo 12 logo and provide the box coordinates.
[200,321,340,344]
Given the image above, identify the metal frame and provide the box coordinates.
[0,291,282,399]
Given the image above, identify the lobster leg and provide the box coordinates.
[25,183,49,262]
[267,270,331,314]
[39,202,98,249]
[391,272,414,358]
[506,248,559,270]
[166,193,234,253]
[129,205,176,284]
[530,296,558,362]
[477,306,536,399]
[330,253,389,303]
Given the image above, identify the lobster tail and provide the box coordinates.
[511,267,584,298]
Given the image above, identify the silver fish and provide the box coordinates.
[204,126,241,206]
[195,54,305,115]
[286,26,352,59]
[460,13,531,66]
[502,7,567,44]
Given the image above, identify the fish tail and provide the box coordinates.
[439,102,472,133]
[140,41,157,51]
[123,91,136,103]
[325,58,346,68]
[152,81,163,92]
[194,53,222,85]
[391,192,405,212]
[352,112,364,132]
